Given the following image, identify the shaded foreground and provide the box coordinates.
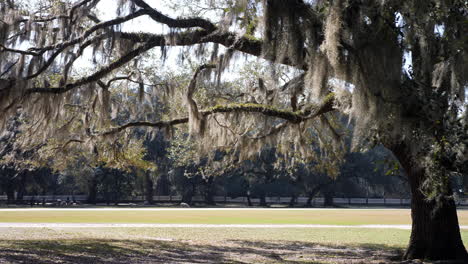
[1,227,467,264]
[2,239,467,264]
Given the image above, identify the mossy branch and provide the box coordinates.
[101,94,336,136]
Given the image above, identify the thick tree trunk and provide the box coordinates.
[6,188,14,204]
[306,193,313,207]
[246,191,253,206]
[15,189,24,201]
[392,144,468,261]
[16,172,27,202]
[87,174,97,204]
[323,187,334,207]
[259,192,267,207]
[288,194,297,207]
[246,195,252,206]
[203,176,216,205]
[182,183,195,205]
[182,191,193,205]
[155,173,170,195]
[204,192,215,205]
[405,180,467,260]
[306,183,327,207]
[144,171,154,204]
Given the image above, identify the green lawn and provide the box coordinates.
[0,227,467,263]
[0,208,467,225]
[1,209,468,263]
[0,226,433,247]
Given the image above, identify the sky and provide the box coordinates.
[96,0,173,33]
[74,0,244,79]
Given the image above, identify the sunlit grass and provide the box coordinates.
[0,208,467,225]
[0,227,413,246]
[1,209,467,263]
[1,228,467,263]
[1,226,468,247]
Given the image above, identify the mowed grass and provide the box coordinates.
[0,208,468,225]
[1,227,468,263]
[0,227,417,248]
[0,226,434,247]
[0,232,407,264]
[1,209,468,263]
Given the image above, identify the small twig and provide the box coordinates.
[0,58,19,78]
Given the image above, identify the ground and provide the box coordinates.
[0,208,467,263]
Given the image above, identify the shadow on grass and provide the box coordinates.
[0,239,408,264]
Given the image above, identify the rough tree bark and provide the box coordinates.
[288,194,297,207]
[259,193,268,207]
[391,144,468,261]
[306,194,314,207]
[155,173,170,195]
[246,190,253,207]
[203,176,216,206]
[182,183,195,205]
[15,171,27,202]
[6,187,15,204]
[306,183,329,207]
[87,174,97,204]
[323,187,335,207]
[144,171,154,204]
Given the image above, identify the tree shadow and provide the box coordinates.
[0,239,450,264]
[0,240,232,264]
[223,240,405,263]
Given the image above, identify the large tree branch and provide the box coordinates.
[8,7,298,97]
[24,28,261,95]
[133,0,216,32]
[0,45,39,56]
[1,10,149,82]
[121,30,264,60]
[121,30,304,69]
[12,0,96,24]
[3,10,147,57]
[129,0,314,68]
[27,32,111,80]
[7,1,312,98]
[101,94,336,136]
[25,37,160,94]
[3,0,313,89]
[21,30,210,95]
[186,64,216,113]
[186,63,216,135]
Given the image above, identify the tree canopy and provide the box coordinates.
[0,0,467,261]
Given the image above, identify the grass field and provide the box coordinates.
[1,208,467,225]
[0,227,413,264]
[0,208,467,263]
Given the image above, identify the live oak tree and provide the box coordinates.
[0,0,467,261]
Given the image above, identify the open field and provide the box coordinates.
[0,208,467,263]
[1,208,468,225]
[0,227,415,264]
[1,227,467,263]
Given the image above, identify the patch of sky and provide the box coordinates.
[329,78,354,93]
[403,51,412,78]
[434,24,445,37]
